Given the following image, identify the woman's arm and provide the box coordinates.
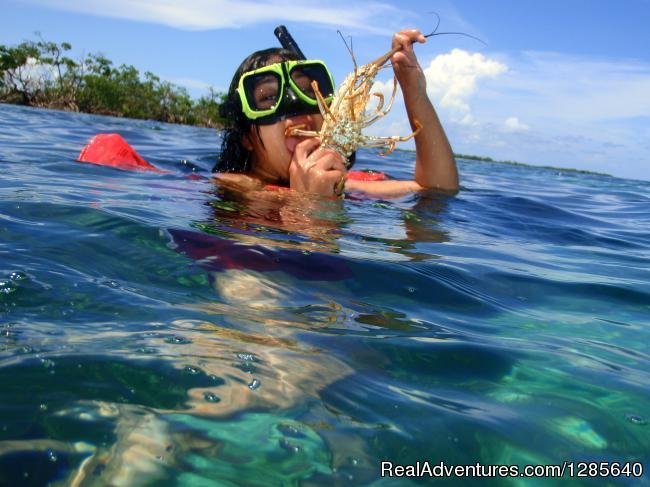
[346,29,459,196]
[393,29,458,191]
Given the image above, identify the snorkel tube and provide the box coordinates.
[274,25,306,60]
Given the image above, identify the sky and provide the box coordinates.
[2,0,650,181]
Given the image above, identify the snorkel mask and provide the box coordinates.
[234,26,335,125]
[236,59,334,125]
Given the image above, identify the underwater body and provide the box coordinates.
[0,103,648,486]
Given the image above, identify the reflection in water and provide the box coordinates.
[401,192,452,258]
[184,181,453,313]
[207,181,348,251]
[162,318,353,416]
[169,228,352,281]
[117,315,351,486]
[0,315,355,485]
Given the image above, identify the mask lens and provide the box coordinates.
[290,63,334,100]
[243,71,282,111]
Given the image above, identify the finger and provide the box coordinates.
[323,170,346,195]
[401,29,422,42]
[311,147,345,165]
[393,29,423,51]
[293,137,321,166]
[295,137,321,157]
[392,33,410,51]
[406,29,425,44]
[323,157,347,174]
[331,160,348,174]
[310,151,348,175]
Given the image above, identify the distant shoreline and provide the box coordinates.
[0,37,224,128]
[389,146,612,178]
[453,153,612,177]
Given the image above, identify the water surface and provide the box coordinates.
[1,104,648,486]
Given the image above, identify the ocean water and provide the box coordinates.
[0,103,648,486]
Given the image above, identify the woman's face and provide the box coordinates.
[245,113,324,184]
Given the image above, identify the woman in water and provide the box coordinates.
[214,29,459,197]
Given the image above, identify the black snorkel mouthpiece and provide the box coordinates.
[274,25,306,60]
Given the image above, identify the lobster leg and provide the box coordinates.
[286,128,321,138]
[362,120,422,149]
[311,80,336,122]
[358,138,396,156]
[363,77,398,128]
[371,93,385,114]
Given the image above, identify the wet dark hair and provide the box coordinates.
[213,48,301,173]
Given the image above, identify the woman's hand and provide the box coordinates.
[391,29,427,92]
[289,138,347,196]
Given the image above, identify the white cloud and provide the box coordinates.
[493,51,650,122]
[504,116,529,132]
[417,49,650,180]
[423,48,507,122]
[24,0,399,33]
[460,113,476,126]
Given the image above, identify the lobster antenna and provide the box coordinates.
[337,30,357,70]
[424,31,487,46]
[423,12,487,46]
[428,11,442,35]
